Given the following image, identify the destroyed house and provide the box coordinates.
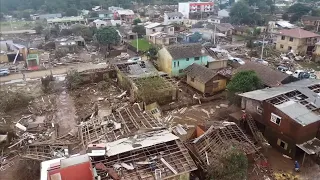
[239,79,320,158]
[91,130,197,180]
[79,106,163,147]
[55,36,85,52]
[115,61,177,105]
[186,121,258,179]
[235,62,298,87]
[185,63,228,95]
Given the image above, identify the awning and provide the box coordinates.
[296,138,320,155]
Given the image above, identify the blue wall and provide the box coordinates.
[171,56,209,76]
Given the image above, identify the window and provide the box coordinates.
[152,29,155,32]
[270,113,281,126]
[177,61,180,67]
[150,108,158,114]
[191,77,195,82]
[277,139,288,150]
[168,17,171,20]
[257,106,263,115]
[179,69,183,73]
[186,58,189,61]
[174,62,176,67]
[179,17,182,19]
[289,37,293,42]
[195,57,200,60]
[280,44,284,49]
[288,46,292,51]
[281,36,285,40]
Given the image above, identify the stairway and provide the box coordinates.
[246,114,268,145]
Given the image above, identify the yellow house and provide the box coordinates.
[313,42,320,62]
[276,28,320,54]
[185,63,228,95]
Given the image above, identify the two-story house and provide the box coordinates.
[276,28,320,55]
[163,12,184,25]
[239,79,320,159]
[113,9,134,23]
[145,23,177,45]
[157,43,209,77]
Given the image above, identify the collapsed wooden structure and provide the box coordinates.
[186,121,259,171]
[91,130,197,180]
[78,106,164,147]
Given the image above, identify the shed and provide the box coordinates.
[185,63,228,95]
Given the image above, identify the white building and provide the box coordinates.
[93,19,108,28]
[178,1,214,19]
[218,9,229,18]
[145,23,164,36]
[163,12,184,25]
[208,16,223,24]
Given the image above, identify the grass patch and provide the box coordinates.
[0,21,35,32]
[298,61,320,71]
[130,38,152,51]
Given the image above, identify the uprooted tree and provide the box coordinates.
[227,70,262,104]
[207,147,248,180]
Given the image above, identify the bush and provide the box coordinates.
[0,91,32,112]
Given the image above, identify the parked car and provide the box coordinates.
[127,56,142,62]
[228,56,245,65]
[277,66,289,73]
[255,59,268,65]
[0,68,10,76]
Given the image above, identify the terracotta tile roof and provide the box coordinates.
[235,62,289,87]
[278,28,320,39]
[166,43,207,59]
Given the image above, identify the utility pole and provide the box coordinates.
[317,20,320,33]
[261,35,265,60]
[136,32,139,54]
[213,24,216,45]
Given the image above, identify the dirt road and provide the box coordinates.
[0,63,108,83]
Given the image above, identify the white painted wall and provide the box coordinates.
[178,2,190,19]
[163,14,184,25]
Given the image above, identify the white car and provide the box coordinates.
[228,56,245,65]
[127,56,142,62]
[255,59,268,65]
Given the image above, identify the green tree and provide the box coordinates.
[282,13,289,20]
[207,147,248,180]
[311,8,320,17]
[132,25,146,38]
[71,24,95,41]
[90,11,98,18]
[227,70,262,103]
[230,2,264,25]
[147,46,158,60]
[133,18,142,25]
[287,3,311,22]
[65,8,78,16]
[95,27,121,50]
[34,24,44,34]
